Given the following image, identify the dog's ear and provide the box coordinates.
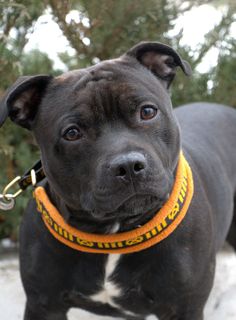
[0,75,53,130]
[126,42,192,88]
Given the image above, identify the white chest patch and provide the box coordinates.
[88,222,137,317]
[89,254,122,308]
[89,254,136,317]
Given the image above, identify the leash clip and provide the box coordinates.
[0,176,22,211]
[0,160,44,211]
[0,195,15,211]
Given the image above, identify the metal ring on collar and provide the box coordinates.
[0,195,15,211]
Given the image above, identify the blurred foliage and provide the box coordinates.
[211,41,236,106]
[0,120,39,239]
[21,49,53,75]
[0,0,45,90]
[0,0,235,240]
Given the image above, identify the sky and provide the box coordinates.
[24,4,236,73]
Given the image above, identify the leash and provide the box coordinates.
[0,160,45,211]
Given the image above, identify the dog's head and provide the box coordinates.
[0,42,191,225]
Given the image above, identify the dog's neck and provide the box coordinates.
[44,159,180,235]
[44,183,164,234]
[34,152,193,254]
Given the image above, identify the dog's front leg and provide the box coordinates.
[152,309,203,320]
[124,316,145,320]
[178,313,203,320]
[175,310,203,320]
[24,301,68,320]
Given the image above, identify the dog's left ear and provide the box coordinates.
[0,75,53,129]
[126,42,192,88]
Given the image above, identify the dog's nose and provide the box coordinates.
[110,152,147,180]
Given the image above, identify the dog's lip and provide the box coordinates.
[94,187,161,206]
[117,193,171,226]
[91,192,169,220]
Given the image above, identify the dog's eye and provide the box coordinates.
[140,105,158,120]
[63,127,82,141]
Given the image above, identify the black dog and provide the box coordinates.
[0,42,236,320]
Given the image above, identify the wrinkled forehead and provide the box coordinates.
[38,59,170,124]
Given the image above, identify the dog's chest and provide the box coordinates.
[89,254,124,307]
[68,252,159,318]
[86,254,137,317]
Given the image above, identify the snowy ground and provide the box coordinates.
[0,246,236,320]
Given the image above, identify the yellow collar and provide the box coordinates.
[34,152,193,254]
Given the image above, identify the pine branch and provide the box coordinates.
[193,9,235,67]
[46,0,89,57]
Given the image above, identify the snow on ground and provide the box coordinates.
[0,247,236,320]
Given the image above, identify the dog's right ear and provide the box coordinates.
[126,42,192,89]
[0,75,53,130]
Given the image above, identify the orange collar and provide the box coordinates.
[34,152,193,254]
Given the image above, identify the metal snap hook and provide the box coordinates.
[0,176,22,211]
[2,176,23,201]
[0,195,15,211]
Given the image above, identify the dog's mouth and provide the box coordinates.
[91,193,168,224]
[116,194,161,215]
[117,194,166,226]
